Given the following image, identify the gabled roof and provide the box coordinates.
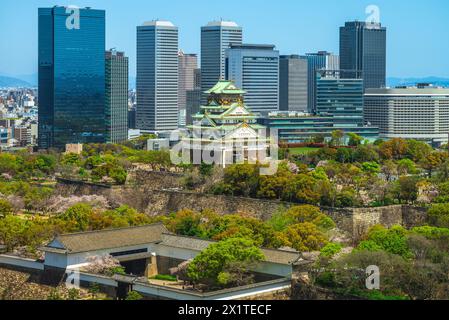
[222,103,255,118]
[205,80,246,95]
[160,234,301,265]
[42,224,169,254]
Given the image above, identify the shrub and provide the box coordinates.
[152,274,177,282]
[320,243,343,258]
[428,203,449,228]
[125,291,143,300]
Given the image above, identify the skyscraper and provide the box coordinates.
[279,55,308,112]
[186,68,201,125]
[340,21,386,90]
[302,51,339,113]
[178,51,198,127]
[38,6,106,149]
[136,20,178,132]
[105,50,129,143]
[226,44,279,114]
[201,21,242,100]
[316,70,365,128]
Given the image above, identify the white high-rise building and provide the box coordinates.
[136,20,179,132]
[201,21,242,100]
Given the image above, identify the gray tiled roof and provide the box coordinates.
[160,234,300,265]
[44,224,169,254]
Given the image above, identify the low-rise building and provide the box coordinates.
[41,224,300,278]
[364,86,449,146]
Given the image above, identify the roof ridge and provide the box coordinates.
[161,233,300,254]
[58,222,166,238]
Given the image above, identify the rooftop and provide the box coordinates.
[205,80,246,95]
[229,44,276,50]
[142,20,176,27]
[40,224,299,266]
[42,223,169,254]
[160,234,301,265]
[365,87,449,95]
[205,21,239,28]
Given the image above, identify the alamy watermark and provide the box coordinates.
[366,265,380,290]
[366,4,381,26]
[170,126,279,176]
[65,5,80,30]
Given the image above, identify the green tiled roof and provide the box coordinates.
[205,80,246,94]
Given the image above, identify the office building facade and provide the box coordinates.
[136,20,178,132]
[302,51,339,113]
[178,51,198,127]
[279,55,308,112]
[38,6,106,149]
[186,68,201,125]
[340,21,386,90]
[364,86,449,146]
[260,70,379,144]
[316,70,365,128]
[201,21,242,101]
[226,44,279,114]
[105,50,129,143]
[178,52,198,109]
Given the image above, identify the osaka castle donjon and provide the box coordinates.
[181,80,273,167]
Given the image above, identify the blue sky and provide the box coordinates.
[1,0,449,78]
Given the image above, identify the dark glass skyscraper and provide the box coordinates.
[340,21,386,90]
[106,50,129,143]
[38,6,106,149]
[279,55,308,113]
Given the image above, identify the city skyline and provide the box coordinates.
[1,0,449,79]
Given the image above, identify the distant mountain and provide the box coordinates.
[387,77,449,88]
[14,73,38,86]
[0,75,32,88]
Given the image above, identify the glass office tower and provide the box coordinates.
[136,20,179,132]
[201,21,242,102]
[316,70,365,128]
[340,21,386,90]
[302,51,339,113]
[38,6,106,149]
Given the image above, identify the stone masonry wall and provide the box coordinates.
[56,180,429,239]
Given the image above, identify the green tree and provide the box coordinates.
[347,133,364,147]
[361,162,381,175]
[60,203,94,232]
[0,215,28,251]
[406,140,432,163]
[357,225,413,259]
[397,159,417,176]
[109,166,128,185]
[392,176,419,204]
[125,291,143,300]
[330,130,344,147]
[187,237,264,288]
[0,199,13,218]
[427,203,449,228]
[279,222,328,252]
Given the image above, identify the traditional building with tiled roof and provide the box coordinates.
[40,223,300,279]
[182,80,272,167]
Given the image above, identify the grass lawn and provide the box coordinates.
[288,147,320,155]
